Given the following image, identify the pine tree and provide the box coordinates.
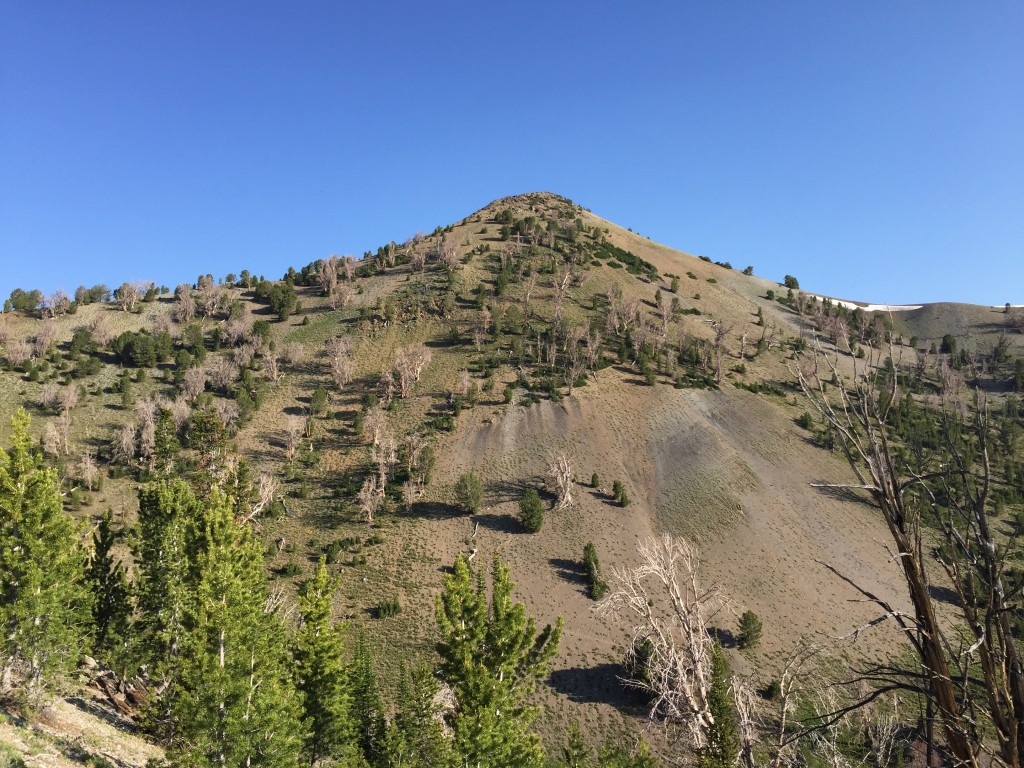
[696,644,739,768]
[350,633,386,766]
[560,720,591,767]
[293,557,364,766]
[86,509,131,671]
[167,488,304,767]
[596,740,658,768]
[435,554,562,768]
[132,479,204,736]
[737,610,762,649]
[380,663,453,768]
[0,409,90,711]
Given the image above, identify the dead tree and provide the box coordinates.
[4,340,31,368]
[78,451,100,491]
[548,453,574,509]
[362,404,388,447]
[796,341,1024,767]
[357,475,383,525]
[182,367,206,401]
[317,255,340,297]
[598,535,726,753]
[33,323,58,358]
[712,321,733,383]
[45,290,70,318]
[393,343,432,398]
[330,281,354,311]
[283,417,303,462]
[326,336,354,389]
[437,235,459,271]
[409,246,427,274]
[113,423,137,464]
[340,255,355,283]
[114,282,142,312]
[372,436,397,491]
[237,472,279,525]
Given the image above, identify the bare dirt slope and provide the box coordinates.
[412,364,908,739]
[2,190,1006,761]
[0,696,161,768]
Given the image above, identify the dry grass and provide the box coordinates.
[1,191,998,761]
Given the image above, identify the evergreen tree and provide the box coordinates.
[558,722,657,768]
[380,663,453,768]
[293,557,363,766]
[453,472,484,514]
[518,488,544,533]
[596,741,658,768]
[560,720,591,767]
[0,409,90,711]
[132,480,204,736]
[167,488,304,767]
[737,610,762,649]
[152,408,180,475]
[696,644,739,768]
[86,509,131,671]
[435,554,562,768]
[350,632,386,766]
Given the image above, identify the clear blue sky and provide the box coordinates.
[2,2,1021,306]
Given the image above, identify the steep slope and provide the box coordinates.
[1,191,1020,761]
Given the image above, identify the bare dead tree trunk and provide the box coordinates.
[713,322,733,383]
[598,535,725,751]
[794,341,1019,767]
[548,453,574,509]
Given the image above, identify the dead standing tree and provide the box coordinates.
[796,342,1024,768]
[712,321,733,383]
[598,535,727,755]
[393,343,432,398]
[548,453,574,509]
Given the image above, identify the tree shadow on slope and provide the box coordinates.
[488,477,530,504]
[549,557,588,591]
[548,663,649,715]
[472,511,520,534]
[927,584,961,607]
[709,626,737,649]
[810,480,876,509]
[401,500,466,521]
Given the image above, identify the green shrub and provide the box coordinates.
[796,411,814,430]
[612,480,623,500]
[583,542,608,600]
[376,597,401,618]
[738,610,763,649]
[310,384,329,416]
[519,488,544,533]
[323,541,344,564]
[626,636,655,687]
[454,472,484,514]
[0,742,28,768]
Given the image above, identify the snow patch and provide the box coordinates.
[806,294,922,312]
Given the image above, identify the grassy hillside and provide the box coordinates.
[2,192,1023,765]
